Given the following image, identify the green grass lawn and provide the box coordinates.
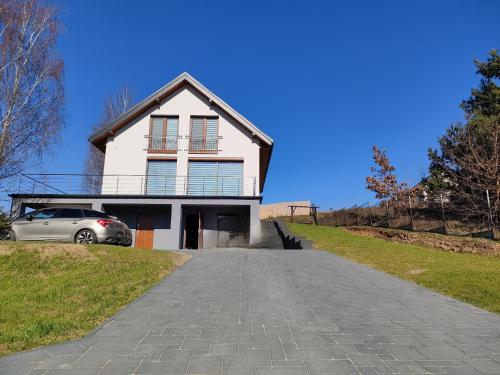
[0,242,189,356]
[289,223,500,314]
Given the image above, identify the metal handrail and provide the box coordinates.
[16,173,258,197]
[145,135,179,151]
[188,136,221,152]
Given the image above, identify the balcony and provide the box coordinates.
[145,135,178,153]
[15,174,258,197]
[188,136,221,153]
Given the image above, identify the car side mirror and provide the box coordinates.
[26,214,33,221]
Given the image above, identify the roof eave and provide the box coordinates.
[89,72,274,147]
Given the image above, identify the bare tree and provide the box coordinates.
[428,114,500,223]
[0,0,64,181]
[83,85,133,193]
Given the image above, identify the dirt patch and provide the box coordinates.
[170,252,192,267]
[406,268,426,276]
[345,226,500,256]
[0,242,96,260]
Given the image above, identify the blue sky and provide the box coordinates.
[39,0,499,209]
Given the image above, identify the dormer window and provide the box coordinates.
[189,116,220,153]
[147,116,178,153]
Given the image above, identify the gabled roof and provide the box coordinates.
[89,72,274,193]
[89,72,273,146]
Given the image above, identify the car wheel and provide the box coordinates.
[75,229,97,244]
[0,230,11,241]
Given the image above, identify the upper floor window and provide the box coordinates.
[148,116,178,153]
[189,116,219,153]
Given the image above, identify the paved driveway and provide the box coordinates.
[1,249,500,375]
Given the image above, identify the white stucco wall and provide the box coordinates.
[101,85,261,195]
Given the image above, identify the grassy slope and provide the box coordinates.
[0,243,187,356]
[289,223,500,314]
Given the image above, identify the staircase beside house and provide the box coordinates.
[252,220,285,249]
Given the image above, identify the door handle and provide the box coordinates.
[72,221,78,224]
[43,222,49,225]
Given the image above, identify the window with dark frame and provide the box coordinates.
[189,116,219,153]
[149,116,179,152]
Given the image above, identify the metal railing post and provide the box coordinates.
[386,200,390,228]
[408,195,414,231]
[486,189,494,238]
[253,178,256,196]
[440,193,447,235]
[116,176,120,195]
[140,176,143,195]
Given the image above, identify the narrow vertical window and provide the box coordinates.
[148,116,178,152]
[189,117,219,153]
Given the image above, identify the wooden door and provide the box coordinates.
[135,214,154,249]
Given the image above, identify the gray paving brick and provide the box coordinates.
[187,355,222,374]
[210,344,239,355]
[136,361,190,374]
[252,335,282,349]
[283,348,332,360]
[304,359,358,374]
[98,361,138,375]
[256,367,308,375]
[223,353,271,368]
[220,368,255,375]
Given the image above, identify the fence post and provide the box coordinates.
[355,206,359,226]
[368,202,373,226]
[343,208,347,226]
[385,200,390,228]
[408,195,414,231]
[486,189,495,239]
[440,193,447,235]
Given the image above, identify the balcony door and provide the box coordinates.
[187,161,243,196]
[146,160,177,195]
[190,117,218,153]
[149,116,178,152]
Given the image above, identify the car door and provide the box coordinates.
[17,208,59,240]
[50,208,84,241]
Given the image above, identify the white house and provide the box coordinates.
[10,73,274,249]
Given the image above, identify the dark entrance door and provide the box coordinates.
[185,214,199,249]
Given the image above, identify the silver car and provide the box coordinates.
[9,207,132,245]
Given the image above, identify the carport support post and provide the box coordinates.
[171,202,182,249]
[10,198,25,218]
[92,201,103,212]
[249,201,261,246]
